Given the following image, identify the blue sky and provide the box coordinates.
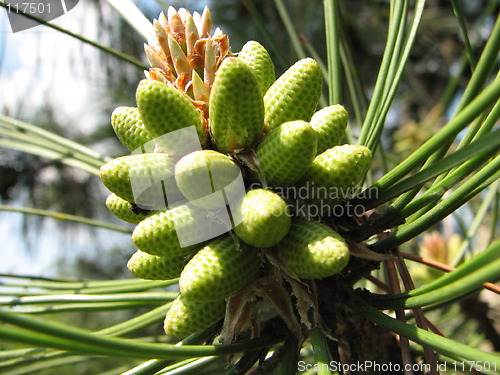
[0,12,19,74]
[0,0,216,276]
[0,1,147,275]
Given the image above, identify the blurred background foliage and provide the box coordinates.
[0,0,498,373]
[2,0,496,275]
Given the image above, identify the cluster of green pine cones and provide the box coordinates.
[99,7,372,337]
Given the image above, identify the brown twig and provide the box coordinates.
[364,274,392,294]
[393,249,439,375]
[422,316,445,338]
[400,252,500,294]
[385,258,415,375]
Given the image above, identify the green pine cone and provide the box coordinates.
[132,205,212,256]
[179,236,261,302]
[254,120,317,187]
[309,105,348,154]
[277,220,350,279]
[127,250,193,280]
[175,150,243,209]
[136,79,207,149]
[111,106,153,152]
[209,57,264,153]
[99,153,176,208]
[164,294,226,337]
[237,41,275,96]
[264,57,322,132]
[234,189,291,248]
[301,145,372,205]
[105,193,153,224]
